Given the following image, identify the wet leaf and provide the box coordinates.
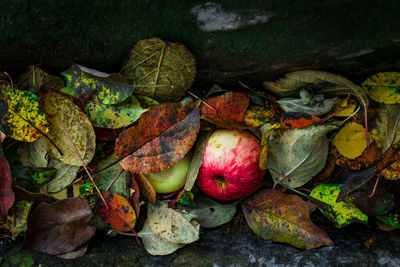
[336,142,381,171]
[148,201,199,244]
[0,86,48,142]
[84,96,148,129]
[24,198,96,255]
[134,174,156,204]
[278,112,322,130]
[116,104,200,173]
[244,105,275,127]
[122,38,196,102]
[184,131,212,191]
[96,191,136,232]
[0,154,14,216]
[40,90,96,166]
[310,184,368,228]
[18,66,64,93]
[333,122,367,159]
[178,195,237,228]
[5,200,33,238]
[362,72,400,104]
[376,103,400,152]
[242,189,333,249]
[95,154,130,197]
[62,64,134,104]
[267,125,336,188]
[277,97,335,116]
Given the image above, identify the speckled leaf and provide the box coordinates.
[242,189,333,249]
[0,86,48,142]
[333,122,367,159]
[116,104,200,173]
[5,200,33,238]
[18,66,64,93]
[121,38,195,102]
[96,191,136,232]
[377,207,400,229]
[130,175,141,218]
[201,92,249,129]
[310,184,368,228]
[148,201,199,244]
[178,195,237,228]
[28,168,56,185]
[84,96,147,129]
[336,142,381,171]
[259,123,281,170]
[376,103,400,152]
[184,131,212,191]
[278,112,322,130]
[62,64,134,104]
[39,91,96,166]
[244,105,275,127]
[362,72,400,104]
[267,125,336,188]
[95,154,130,197]
[277,97,335,116]
[375,140,400,179]
[24,198,95,255]
[0,154,14,216]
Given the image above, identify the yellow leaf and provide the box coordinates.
[333,122,367,159]
[362,72,400,104]
[333,97,357,117]
[244,106,275,127]
[259,123,281,170]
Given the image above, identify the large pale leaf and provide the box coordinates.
[267,125,336,188]
[0,86,48,142]
[84,96,147,129]
[277,97,335,116]
[39,91,96,166]
[362,72,400,104]
[242,189,333,249]
[376,103,400,152]
[121,38,196,102]
[62,64,134,104]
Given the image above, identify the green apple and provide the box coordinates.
[144,154,190,193]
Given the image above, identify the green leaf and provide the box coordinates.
[5,200,33,238]
[84,96,148,129]
[267,125,336,188]
[376,103,400,152]
[121,38,196,102]
[46,160,80,193]
[362,72,400,104]
[0,86,48,142]
[178,195,237,228]
[277,97,335,116]
[376,207,400,229]
[62,64,134,104]
[310,184,368,228]
[28,168,56,185]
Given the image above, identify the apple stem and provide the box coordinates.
[168,188,185,207]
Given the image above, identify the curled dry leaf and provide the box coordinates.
[362,72,400,104]
[134,174,156,204]
[39,90,96,166]
[24,198,96,255]
[18,66,64,93]
[242,189,333,249]
[277,97,335,116]
[0,154,14,216]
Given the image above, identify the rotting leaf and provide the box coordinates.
[362,72,400,104]
[40,90,96,166]
[336,142,381,171]
[122,38,196,103]
[310,184,368,228]
[0,153,14,216]
[0,86,49,142]
[5,200,33,238]
[24,198,96,255]
[84,96,148,129]
[242,189,333,249]
[267,125,336,188]
[333,122,367,160]
[116,104,200,173]
[96,191,136,232]
[62,64,134,104]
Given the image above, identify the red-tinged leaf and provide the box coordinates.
[336,142,382,171]
[0,154,14,216]
[278,112,322,130]
[94,127,124,142]
[130,175,141,218]
[24,198,95,255]
[200,92,249,129]
[242,189,333,249]
[96,191,136,232]
[375,141,400,178]
[116,104,200,173]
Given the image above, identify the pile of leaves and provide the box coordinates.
[1,37,400,258]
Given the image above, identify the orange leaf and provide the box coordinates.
[134,174,156,204]
[278,112,322,130]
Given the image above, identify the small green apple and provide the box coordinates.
[144,154,190,193]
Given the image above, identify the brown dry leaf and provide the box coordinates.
[336,142,382,171]
[134,174,156,204]
[130,175,141,218]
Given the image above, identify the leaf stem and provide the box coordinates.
[346,174,376,196]
[364,106,370,147]
[105,167,124,191]
[168,188,185,207]
[367,176,380,198]
[187,91,217,113]
[238,80,277,102]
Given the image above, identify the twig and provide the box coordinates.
[107,229,141,244]
[187,91,217,113]
[54,113,108,209]
[105,167,124,191]
[168,188,185,207]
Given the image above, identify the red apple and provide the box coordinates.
[197,129,265,200]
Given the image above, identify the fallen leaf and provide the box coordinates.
[376,103,400,152]
[5,200,33,238]
[28,168,56,185]
[18,137,48,168]
[116,103,200,173]
[84,96,148,129]
[375,140,400,178]
[12,185,56,204]
[244,105,275,127]
[18,66,64,93]
[242,189,333,249]
[332,97,357,117]
[200,92,249,128]
[333,122,367,159]
[39,90,96,166]
[96,191,136,232]
[57,245,88,260]
[336,142,381,171]
[278,112,322,130]
[376,207,400,229]
[0,86,48,142]
[336,168,375,202]
[134,174,156,204]
[24,198,96,255]
[130,175,141,218]
[62,64,134,104]
[122,38,196,102]
[362,72,400,104]
[259,123,281,170]
[0,154,14,216]
[311,153,337,186]
[267,125,336,188]
[45,161,80,193]
[310,184,368,228]
[277,97,335,116]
